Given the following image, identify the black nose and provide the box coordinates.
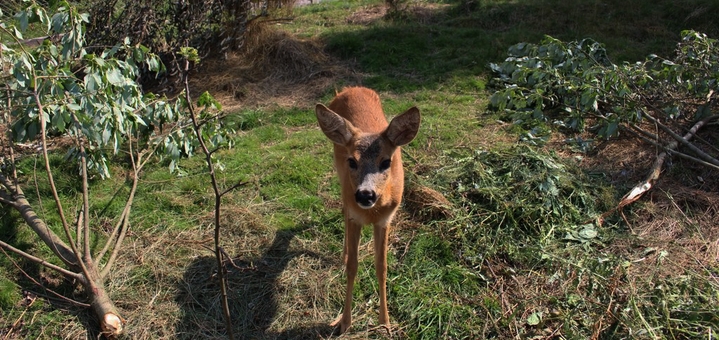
[355,189,376,207]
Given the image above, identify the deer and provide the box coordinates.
[315,87,421,334]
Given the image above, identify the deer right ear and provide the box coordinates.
[316,104,355,145]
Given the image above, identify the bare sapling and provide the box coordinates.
[178,46,244,340]
[315,87,421,333]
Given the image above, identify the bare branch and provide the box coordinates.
[33,90,90,277]
[640,110,719,167]
[0,239,83,281]
[100,152,139,280]
[0,173,77,268]
[69,112,93,265]
[627,126,719,171]
[220,181,248,197]
[3,85,19,182]
[75,205,83,253]
[181,55,235,340]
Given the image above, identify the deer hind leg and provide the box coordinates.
[331,215,361,334]
[374,220,391,327]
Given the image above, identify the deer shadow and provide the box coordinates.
[175,224,337,339]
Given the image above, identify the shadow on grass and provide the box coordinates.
[175,224,336,339]
[319,0,719,93]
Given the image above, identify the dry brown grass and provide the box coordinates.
[345,5,386,25]
[188,24,350,111]
[403,184,453,221]
[611,183,719,279]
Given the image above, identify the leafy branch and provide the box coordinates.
[1,2,233,337]
[489,31,719,209]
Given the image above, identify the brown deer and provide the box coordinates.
[315,87,421,333]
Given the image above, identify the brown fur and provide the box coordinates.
[315,87,420,333]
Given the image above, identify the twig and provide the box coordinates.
[220,247,254,272]
[3,84,19,182]
[78,139,93,265]
[220,180,248,197]
[99,141,141,280]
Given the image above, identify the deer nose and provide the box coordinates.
[355,189,377,208]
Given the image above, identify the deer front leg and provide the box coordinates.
[374,221,391,327]
[331,217,361,334]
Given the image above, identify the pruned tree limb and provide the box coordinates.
[0,239,83,281]
[0,247,89,308]
[640,110,719,167]
[0,173,78,268]
[600,113,717,224]
[627,124,719,171]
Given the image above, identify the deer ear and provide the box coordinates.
[386,106,421,146]
[316,104,355,145]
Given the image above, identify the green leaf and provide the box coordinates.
[197,91,221,110]
[17,10,29,32]
[605,121,618,137]
[526,312,542,326]
[578,226,598,239]
[84,73,100,92]
[695,103,712,120]
[27,122,38,140]
[102,128,111,144]
[105,68,124,86]
[51,12,67,33]
[12,26,23,40]
[52,110,66,132]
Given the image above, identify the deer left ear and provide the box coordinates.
[386,106,421,147]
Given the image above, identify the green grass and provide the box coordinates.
[1,0,718,338]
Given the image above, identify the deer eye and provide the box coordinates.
[379,159,391,171]
[348,158,358,170]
